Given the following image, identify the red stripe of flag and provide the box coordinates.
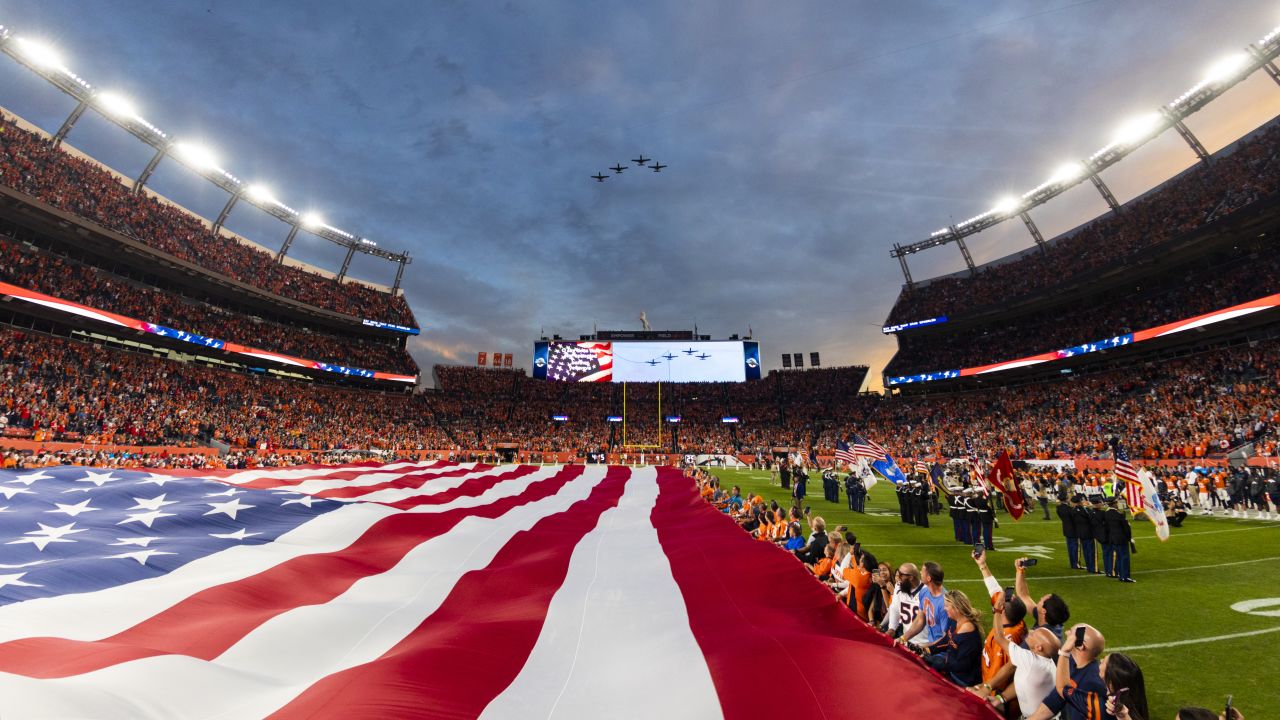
[0,465,583,678]
[267,466,631,719]
[650,468,993,719]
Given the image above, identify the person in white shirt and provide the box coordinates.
[978,625,1060,718]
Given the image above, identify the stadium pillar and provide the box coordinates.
[277,222,300,263]
[1161,109,1210,163]
[393,253,408,291]
[1247,45,1280,88]
[52,99,89,149]
[893,243,914,289]
[337,245,356,283]
[134,146,167,193]
[1086,168,1121,213]
[954,233,977,275]
[212,191,240,234]
[1020,212,1047,253]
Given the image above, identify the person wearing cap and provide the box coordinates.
[913,480,930,528]
[1088,496,1110,577]
[1071,495,1097,573]
[1106,497,1135,583]
[1056,492,1079,569]
[952,487,969,543]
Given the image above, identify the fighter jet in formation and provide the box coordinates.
[591,154,665,183]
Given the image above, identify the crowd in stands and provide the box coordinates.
[865,341,1280,463]
[886,120,1280,326]
[0,233,418,374]
[0,327,452,452]
[695,467,1247,719]
[0,113,416,326]
[886,241,1280,376]
[3,319,1276,466]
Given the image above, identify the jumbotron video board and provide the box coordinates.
[533,340,762,382]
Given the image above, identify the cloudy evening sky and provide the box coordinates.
[3,1,1279,389]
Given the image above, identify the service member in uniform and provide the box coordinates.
[779,460,791,491]
[1107,497,1135,582]
[1072,495,1098,573]
[975,490,995,550]
[951,488,968,542]
[1089,497,1111,576]
[912,481,929,528]
[844,470,858,511]
[1057,492,1079,569]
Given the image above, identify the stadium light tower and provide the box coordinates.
[887,20,1280,288]
[0,25,416,293]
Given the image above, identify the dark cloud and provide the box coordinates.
[1,0,1277,388]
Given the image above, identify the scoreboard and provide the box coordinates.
[533,340,762,383]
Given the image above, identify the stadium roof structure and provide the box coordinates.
[0,26,412,290]
[889,22,1280,288]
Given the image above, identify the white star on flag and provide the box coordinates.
[6,522,87,551]
[0,572,42,589]
[135,473,179,487]
[204,487,243,497]
[8,471,53,486]
[0,486,34,500]
[75,471,119,487]
[210,528,262,541]
[105,549,176,566]
[129,494,180,511]
[110,536,160,547]
[46,499,99,518]
[117,509,177,528]
[281,495,320,508]
[204,498,255,520]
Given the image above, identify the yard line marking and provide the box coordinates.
[947,556,1280,583]
[1112,625,1280,651]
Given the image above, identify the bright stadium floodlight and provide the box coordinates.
[300,212,324,229]
[1048,161,1086,185]
[172,142,219,171]
[1111,112,1162,147]
[13,38,65,71]
[245,183,276,204]
[1202,52,1250,85]
[992,196,1020,215]
[93,91,137,120]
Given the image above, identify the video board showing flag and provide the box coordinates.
[533,341,762,383]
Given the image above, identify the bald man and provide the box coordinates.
[979,627,1059,719]
[1028,623,1112,720]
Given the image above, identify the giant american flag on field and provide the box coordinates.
[0,462,993,719]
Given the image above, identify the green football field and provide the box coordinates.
[708,468,1280,718]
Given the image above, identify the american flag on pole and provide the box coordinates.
[1114,443,1145,511]
[964,436,990,496]
[849,434,888,463]
[834,440,856,466]
[913,459,930,475]
[0,462,993,719]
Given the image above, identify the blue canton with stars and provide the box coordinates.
[0,466,343,605]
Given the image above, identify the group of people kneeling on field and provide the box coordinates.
[695,472,1245,720]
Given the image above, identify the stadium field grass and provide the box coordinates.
[708,468,1280,717]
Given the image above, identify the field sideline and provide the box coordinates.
[708,467,1280,717]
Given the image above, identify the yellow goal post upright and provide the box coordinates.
[621,381,664,451]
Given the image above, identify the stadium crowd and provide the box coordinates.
[0,113,416,326]
[886,121,1280,326]
[694,467,1248,719]
[886,242,1280,376]
[0,233,418,374]
[0,327,451,452]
